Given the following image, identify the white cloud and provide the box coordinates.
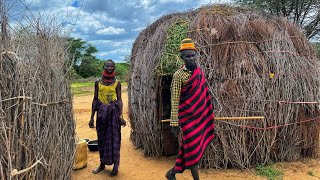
[96,52,109,57]
[72,12,104,33]
[96,48,131,57]
[70,31,89,39]
[108,48,131,55]
[159,0,186,3]
[158,0,230,5]
[132,26,145,32]
[96,26,126,35]
[23,0,75,10]
[90,39,134,48]
[140,0,156,8]
[91,12,126,24]
[83,21,103,32]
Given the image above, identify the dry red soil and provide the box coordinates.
[72,89,320,180]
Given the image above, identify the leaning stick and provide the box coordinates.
[161,116,264,122]
[11,158,43,177]
[0,96,32,102]
[214,116,265,120]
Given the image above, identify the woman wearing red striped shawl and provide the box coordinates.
[89,60,126,176]
[166,38,215,180]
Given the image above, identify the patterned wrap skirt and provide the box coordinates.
[96,101,121,165]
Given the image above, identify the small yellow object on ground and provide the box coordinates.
[269,72,275,78]
[73,139,88,170]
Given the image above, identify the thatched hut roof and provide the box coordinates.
[128,5,320,168]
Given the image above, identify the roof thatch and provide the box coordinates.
[128,5,320,168]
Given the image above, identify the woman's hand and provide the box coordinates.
[120,117,126,127]
[89,118,95,128]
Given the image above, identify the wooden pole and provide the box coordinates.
[161,116,264,123]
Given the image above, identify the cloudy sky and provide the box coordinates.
[8,0,233,62]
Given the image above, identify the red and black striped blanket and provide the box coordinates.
[174,67,215,173]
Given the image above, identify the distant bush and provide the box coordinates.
[115,63,129,82]
[74,61,129,82]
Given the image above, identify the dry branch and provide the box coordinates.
[11,158,44,177]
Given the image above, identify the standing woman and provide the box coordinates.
[89,59,126,176]
[166,38,215,180]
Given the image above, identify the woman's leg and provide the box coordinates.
[110,163,119,176]
[110,105,121,176]
[92,128,106,174]
[190,165,199,180]
[92,163,105,174]
[93,110,107,174]
[165,167,176,180]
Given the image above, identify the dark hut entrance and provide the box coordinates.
[158,75,179,156]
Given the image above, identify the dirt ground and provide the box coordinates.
[72,87,320,180]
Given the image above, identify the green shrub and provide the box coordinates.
[155,20,188,76]
[255,164,283,180]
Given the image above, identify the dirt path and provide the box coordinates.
[72,89,320,180]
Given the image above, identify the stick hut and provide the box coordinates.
[0,2,76,179]
[128,5,320,169]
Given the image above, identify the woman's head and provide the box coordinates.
[180,50,197,71]
[103,60,115,74]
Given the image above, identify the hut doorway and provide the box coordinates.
[158,75,179,156]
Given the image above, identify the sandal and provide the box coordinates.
[165,168,176,180]
[110,170,118,176]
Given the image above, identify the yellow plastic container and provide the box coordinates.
[73,139,88,170]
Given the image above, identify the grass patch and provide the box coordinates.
[307,170,315,176]
[121,82,127,86]
[71,82,95,88]
[255,164,283,180]
[72,88,93,96]
[71,82,94,96]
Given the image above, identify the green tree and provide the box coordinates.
[78,56,103,78]
[66,38,98,73]
[115,63,129,81]
[66,38,85,66]
[234,0,320,39]
[84,45,98,56]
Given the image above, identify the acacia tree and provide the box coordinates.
[66,37,98,73]
[78,56,103,78]
[234,0,320,40]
